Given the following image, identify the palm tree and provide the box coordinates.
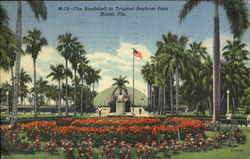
[92,69,101,93]
[90,69,101,109]
[78,57,89,115]
[19,68,32,86]
[57,33,78,116]
[47,64,65,115]
[84,66,95,111]
[112,75,129,95]
[48,85,58,104]
[4,43,16,109]
[0,4,20,71]
[35,77,48,107]
[157,33,189,113]
[179,0,250,121]
[190,42,207,114]
[19,68,32,105]
[69,42,85,116]
[141,62,154,111]
[221,39,249,111]
[23,28,48,117]
[45,84,58,111]
[149,55,164,114]
[11,0,47,124]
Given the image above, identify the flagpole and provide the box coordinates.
[132,49,135,114]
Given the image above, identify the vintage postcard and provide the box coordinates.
[1,0,250,159]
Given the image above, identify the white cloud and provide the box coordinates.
[95,74,113,93]
[0,46,66,87]
[203,33,233,58]
[0,70,11,83]
[116,65,141,73]
[1,43,151,96]
[38,47,63,62]
[88,42,153,94]
[89,60,108,68]
[87,52,129,66]
[126,77,148,96]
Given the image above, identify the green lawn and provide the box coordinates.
[171,127,250,159]
[2,152,65,159]
[151,111,211,118]
[0,113,91,119]
[2,128,250,159]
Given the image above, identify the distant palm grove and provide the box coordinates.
[0,0,250,125]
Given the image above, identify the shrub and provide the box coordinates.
[44,139,57,154]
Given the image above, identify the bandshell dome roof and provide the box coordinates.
[94,87,147,106]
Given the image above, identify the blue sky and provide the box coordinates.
[1,1,250,94]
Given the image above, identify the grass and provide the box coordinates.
[2,152,65,159]
[0,113,91,119]
[171,127,250,159]
[150,111,211,117]
[2,128,250,159]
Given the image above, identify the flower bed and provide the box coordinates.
[72,117,161,126]
[1,117,247,159]
[20,117,204,142]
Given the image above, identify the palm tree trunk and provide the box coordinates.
[33,59,38,117]
[92,83,95,106]
[10,67,14,115]
[65,59,69,116]
[119,87,122,95]
[213,2,220,122]
[80,79,83,115]
[74,69,77,117]
[153,87,156,113]
[58,79,62,115]
[163,84,166,114]
[158,86,161,114]
[175,64,179,114]
[11,1,22,125]
[147,83,150,108]
[87,84,90,113]
[149,85,152,111]
[170,74,173,114]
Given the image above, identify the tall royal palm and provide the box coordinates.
[0,4,20,71]
[221,39,249,108]
[184,42,208,116]
[70,42,85,116]
[92,69,101,92]
[179,0,249,121]
[112,75,129,95]
[84,66,95,111]
[11,0,47,124]
[1,4,19,114]
[78,56,89,115]
[141,62,154,111]
[157,33,189,113]
[57,33,78,116]
[90,69,101,107]
[47,64,65,115]
[23,28,47,117]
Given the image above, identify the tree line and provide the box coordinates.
[141,32,249,116]
[0,2,101,122]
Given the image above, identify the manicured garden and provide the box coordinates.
[1,117,249,159]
